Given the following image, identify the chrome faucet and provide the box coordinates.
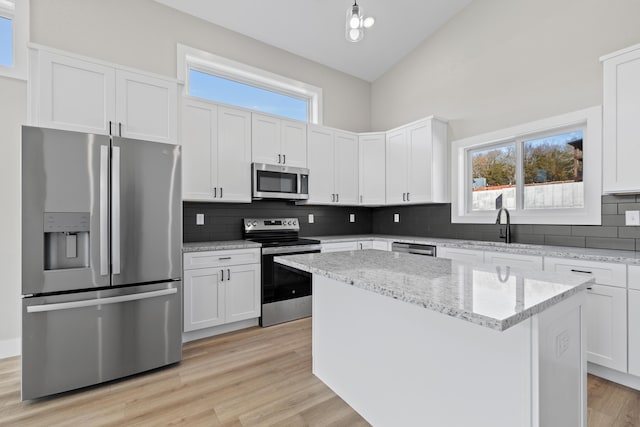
[495,207,512,244]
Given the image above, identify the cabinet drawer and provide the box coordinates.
[321,242,359,253]
[436,247,484,263]
[484,251,543,270]
[628,265,640,290]
[544,257,627,288]
[184,248,261,270]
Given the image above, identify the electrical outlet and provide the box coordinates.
[394,213,400,223]
[556,330,570,358]
[349,213,355,223]
[308,214,314,224]
[626,210,640,226]
[196,213,205,225]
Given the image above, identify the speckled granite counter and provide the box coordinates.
[276,250,592,331]
[183,240,261,252]
[309,234,640,265]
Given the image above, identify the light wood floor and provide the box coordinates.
[0,318,639,427]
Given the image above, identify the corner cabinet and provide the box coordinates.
[251,113,307,168]
[183,249,261,332]
[307,125,359,205]
[182,98,252,202]
[386,117,448,205]
[602,43,640,193]
[29,48,178,144]
[358,133,386,205]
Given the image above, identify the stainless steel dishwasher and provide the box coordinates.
[391,242,437,257]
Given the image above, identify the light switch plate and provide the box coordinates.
[308,214,314,224]
[196,213,205,225]
[394,213,400,223]
[349,214,355,223]
[626,210,640,226]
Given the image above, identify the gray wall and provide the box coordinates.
[371,0,640,141]
[372,197,640,251]
[184,201,372,242]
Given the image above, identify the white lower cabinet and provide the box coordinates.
[483,251,543,270]
[321,241,359,253]
[183,249,261,333]
[372,240,389,251]
[436,247,484,263]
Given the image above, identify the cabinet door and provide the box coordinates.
[217,106,252,203]
[386,129,408,204]
[182,99,217,201]
[115,70,177,144]
[436,247,485,263]
[358,241,374,250]
[359,134,386,205]
[183,267,225,332]
[407,121,432,203]
[585,284,627,372]
[603,49,640,193]
[225,264,261,323]
[307,126,335,204]
[372,240,390,251]
[321,242,359,253]
[334,131,359,205]
[37,51,115,135]
[281,120,308,168]
[251,113,281,165]
[628,290,640,376]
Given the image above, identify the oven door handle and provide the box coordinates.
[262,245,322,255]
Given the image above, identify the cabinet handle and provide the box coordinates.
[108,121,113,136]
[336,194,339,203]
[213,187,217,198]
[586,287,593,291]
[571,269,593,274]
[278,154,282,164]
[283,154,286,164]
[360,195,363,203]
[227,269,231,280]
[407,192,410,202]
[220,187,223,198]
[119,122,122,137]
[331,194,335,202]
[220,269,224,282]
[218,257,231,260]
[402,193,406,201]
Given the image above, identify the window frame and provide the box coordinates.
[0,0,28,80]
[177,44,323,124]
[451,106,602,225]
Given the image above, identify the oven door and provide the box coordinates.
[262,247,319,304]
[252,163,309,200]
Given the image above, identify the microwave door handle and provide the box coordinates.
[99,145,109,276]
[112,146,121,275]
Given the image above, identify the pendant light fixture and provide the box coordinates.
[345,1,375,43]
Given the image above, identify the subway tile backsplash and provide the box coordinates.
[185,195,640,251]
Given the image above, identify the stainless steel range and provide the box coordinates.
[243,218,320,327]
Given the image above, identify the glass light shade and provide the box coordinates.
[348,28,362,42]
[363,16,375,28]
[349,14,360,29]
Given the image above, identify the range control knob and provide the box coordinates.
[293,220,297,226]
[252,221,258,226]
[245,222,251,227]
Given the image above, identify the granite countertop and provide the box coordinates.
[308,234,640,265]
[183,240,261,252]
[276,250,592,331]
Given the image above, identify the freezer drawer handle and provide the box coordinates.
[26,288,177,313]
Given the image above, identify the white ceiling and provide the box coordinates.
[154,0,472,82]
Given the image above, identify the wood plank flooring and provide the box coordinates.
[0,317,638,426]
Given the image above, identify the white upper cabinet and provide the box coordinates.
[358,133,386,205]
[115,70,177,144]
[182,98,251,202]
[307,125,358,205]
[30,47,178,144]
[385,117,448,205]
[602,43,640,193]
[252,113,307,168]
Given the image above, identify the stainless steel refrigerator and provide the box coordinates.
[21,126,182,400]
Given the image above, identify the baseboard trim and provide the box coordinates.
[182,318,259,343]
[588,362,640,391]
[0,338,21,359]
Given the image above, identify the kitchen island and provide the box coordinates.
[275,250,593,427]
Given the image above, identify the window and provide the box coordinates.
[452,107,602,225]
[178,44,323,124]
[0,0,27,80]
[188,69,308,122]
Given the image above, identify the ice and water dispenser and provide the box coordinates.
[43,212,90,270]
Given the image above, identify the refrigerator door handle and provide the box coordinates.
[99,145,109,276]
[112,146,121,275]
[26,288,178,313]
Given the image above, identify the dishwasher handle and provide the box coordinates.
[391,242,437,257]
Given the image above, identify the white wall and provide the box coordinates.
[29,0,371,132]
[0,76,26,357]
[371,0,640,141]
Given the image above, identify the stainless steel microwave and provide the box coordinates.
[252,163,309,200]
